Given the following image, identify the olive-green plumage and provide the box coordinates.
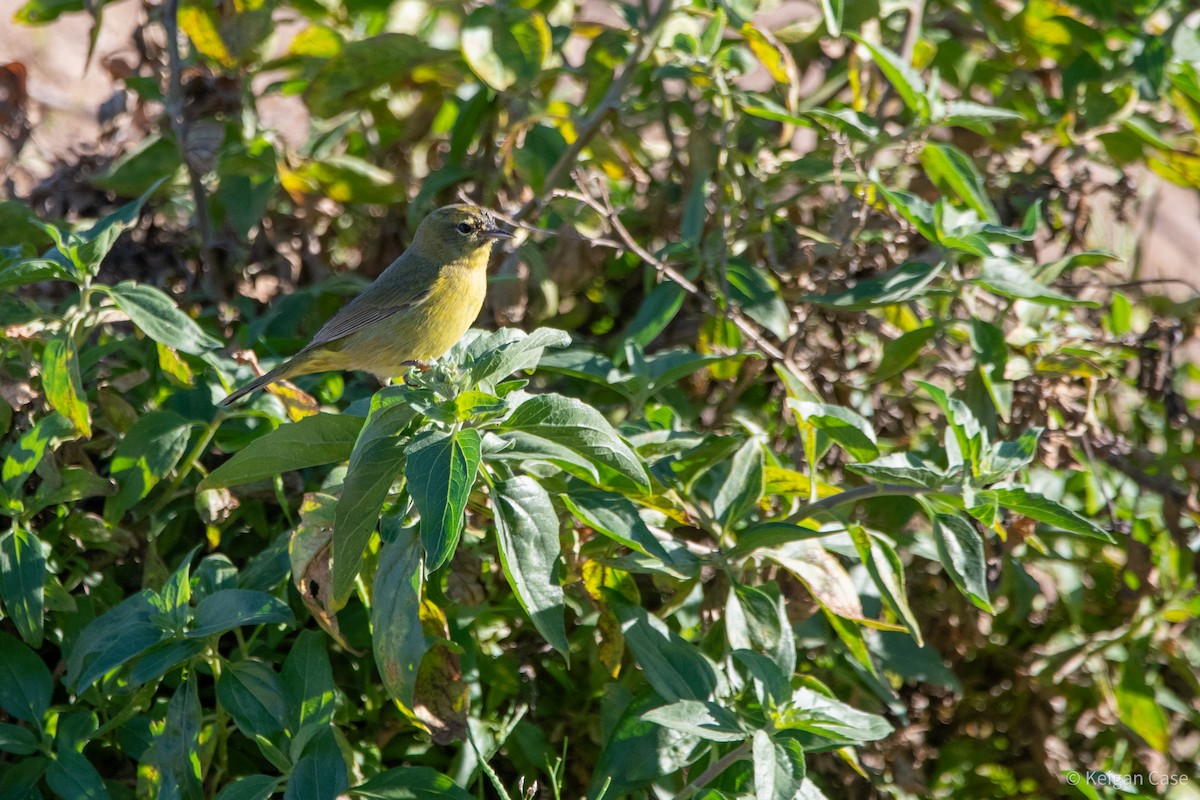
[221,204,511,406]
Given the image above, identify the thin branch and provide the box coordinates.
[783,482,958,526]
[510,0,673,224]
[677,742,751,800]
[901,0,926,63]
[163,0,218,274]
[560,179,790,363]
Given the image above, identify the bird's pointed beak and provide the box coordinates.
[482,226,515,241]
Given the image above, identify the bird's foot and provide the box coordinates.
[402,360,433,372]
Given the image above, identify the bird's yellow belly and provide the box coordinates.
[309,266,487,379]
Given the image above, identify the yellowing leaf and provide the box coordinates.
[178,6,235,67]
[289,25,343,59]
[741,23,788,83]
[763,466,841,499]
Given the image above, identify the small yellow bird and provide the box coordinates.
[221,204,512,406]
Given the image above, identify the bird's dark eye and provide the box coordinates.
[456,222,472,235]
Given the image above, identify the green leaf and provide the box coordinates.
[0,755,48,799]
[200,413,364,491]
[932,513,991,612]
[331,409,410,604]
[873,323,937,382]
[2,413,75,497]
[620,281,686,349]
[818,0,843,36]
[608,592,719,702]
[847,527,921,645]
[285,728,348,800]
[800,261,943,310]
[188,589,295,638]
[806,108,880,140]
[59,180,162,276]
[500,394,649,492]
[727,583,795,675]
[0,257,76,290]
[0,631,52,723]
[920,143,998,223]
[916,380,982,473]
[560,489,673,562]
[777,687,892,743]
[874,186,938,241]
[461,327,571,391]
[848,35,928,120]
[405,428,482,571]
[0,527,46,646]
[489,429,603,484]
[106,281,223,355]
[152,675,203,799]
[767,540,864,622]
[733,650,791,707]
[588,690,702,798]
[493,476,568,657]
[1116,640,1170,753]
[217,661,289,739]
[942,101,1022,133]
[282,630,338,735]
[988,488,1112,541]
[713,437,765,527]
[969,318,1012,422]
[726,522,829,561]
[128,638,206,687]
[847,453,954,488]
[975,260,1099,307]
[371,525,425,708]
[27,467,114,517]
[41,334,91,437]
[789,400,879,462]
[461,6,551,91]
[90,135,183,197]
[68,591,168,692]
[641,700,745,742]
[304,33,456,118]
[728,260,791,339]
[216,776,283,800]
[0,723,39,756]
[982,428,1041,480]
[349,766,474,799]
[754,730,806,800]
[44,748,109,800]
[104,411,194,524]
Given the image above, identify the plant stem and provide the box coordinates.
[148,411,225,518]
[783,482,959,525]
[677,741,752,799]
[511,0,674,224]
[162,0,218,275]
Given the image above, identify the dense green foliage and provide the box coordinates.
[2,0,1199,798]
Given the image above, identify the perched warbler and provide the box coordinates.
[220,204,513,406]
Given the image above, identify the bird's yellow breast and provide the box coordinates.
[304,255,489,379]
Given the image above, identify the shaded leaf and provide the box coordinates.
[406,428,481,571]
[201,413,364,491]
[493,476,568,657]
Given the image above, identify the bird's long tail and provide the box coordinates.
[220,360,298,406]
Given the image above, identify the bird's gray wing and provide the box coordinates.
[299,283,432,353]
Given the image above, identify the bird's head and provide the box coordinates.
[412,204,513,261]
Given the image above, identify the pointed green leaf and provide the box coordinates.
[371,525,424,708]
[201,413,364,491]
[0,527,46,647]
[405,428,482,570]
[932,513,991,612]
[493,476,568,657]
